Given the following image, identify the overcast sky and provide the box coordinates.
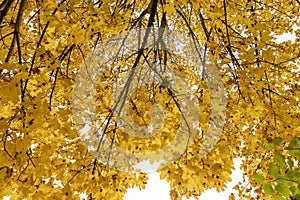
[124,158,244,200]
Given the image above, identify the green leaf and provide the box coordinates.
[288,137,300,149]
[285,169,300,181]
[263,182,274,196]
[275,182,290,198]
[268,163,280,178]
[289,186,297,195]
[293,194,300,200]
[265,141,274,151]
[251,174,265,184]
[274,195,285,200]
[273,137,284,146]
[285,138,300,159]
[274,151,286,170]
[289,149,300,160]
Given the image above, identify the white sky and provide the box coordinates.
[124,158,244,200]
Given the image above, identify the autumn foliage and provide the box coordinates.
[0,0,300,199]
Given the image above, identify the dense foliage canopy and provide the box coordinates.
[0,0,299,199]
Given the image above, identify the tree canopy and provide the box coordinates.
[0,0,299,199]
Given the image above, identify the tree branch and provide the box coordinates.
[223,0,241,69]
[0,0,14,25]
[5,0,27,63]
